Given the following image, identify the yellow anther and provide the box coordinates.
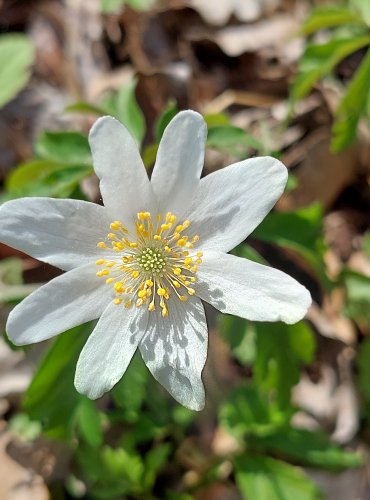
[186,243,194,249]
[96,271,104,277]
[157,287,166,296]
[106,278,114,284]
[182,220,190,228]
[170,215,176,223]
[192,235,199,243]
[129,242,138,248]
[172,280,181,288]
[110,222,122,230]
[196,251,203,257]
[154,234,161,241]
[145,279,153,287]
[138,290,147,298]
[108,233,116,239]
[162,307,168,317]
[125,300,132,309]
[173,267,181,275]
[175,225,183,233]
[161,223,170,231]
[187,288,195,295]
[114,282,123,291]
[190,277,196,282]
[190,266,198,273]
[179,295,188,301]
[106,262,116,267]
[97,242,107,249]
[136,298,144,307]
[184,257,193,266]
[182,250,189,256]
[177,238,187,247]
[148,301,155,311]
[113,298,122,305]
[95,259,105,265]
[132,270,140,278]
[164,246,171,253]
[173,232,180,240]
[196,259,202,264]
[101,269,110,276]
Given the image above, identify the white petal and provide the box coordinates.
[75,302,148,399]
[140,295,208,411]
[185,157,288,253]
[196,251,311,324]
[151,110,207,219]
[89,116,157,225]
[0,197,111,271]
[7,264,110,346]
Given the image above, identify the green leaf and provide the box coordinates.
[35,131,91,165]
[343,269,370,322]
[253,428,363,470]
[219,315,257,365]
[76,398,103,448]
[143,443,171,490]
[219,383,289,439]
[358,339,370,404]
[332,47,370,152]
[235,455,322,500]
[104,79,145,145]
[101,0,125,13]
[204,112,230,127]
[0,258,39,303]
[23,324,93,439]
[351,0,370,26]
[0,34,35,108]
[254,322,316,409]
[112,353,148,422]
[290,35,370,103]
[302,7,364,35]
[9,413,42,441]
[127,0,154,11]
[154,101,178,142]
[65,101,107,116]
[252,204,330,289]
[5,160,92,198]
[207,125,262,157]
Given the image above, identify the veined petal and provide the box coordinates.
[89,116,157,225]
[185,157,288,253]
[196,251,311,324]
[7,264,110,346]
[0,197,111,271]
[140,295,207,411]
[75,302,148,399]
[151,110,207,219]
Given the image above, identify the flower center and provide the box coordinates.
[95,211,202,317]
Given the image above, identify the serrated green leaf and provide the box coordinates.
[23,324,93,439]
[252,204,330,289]
[235,455,322,500]
[332,47,370,152]
[0,34,35,108]
[112,353,148,422]
[35,131,91,165]
[219,383,289,439]
[254,322,316,409]
[290,35,370,104]
[302,7,364,35]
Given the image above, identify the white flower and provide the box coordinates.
[0,111,311,411]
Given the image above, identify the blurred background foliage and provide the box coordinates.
[0,0,370,499]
